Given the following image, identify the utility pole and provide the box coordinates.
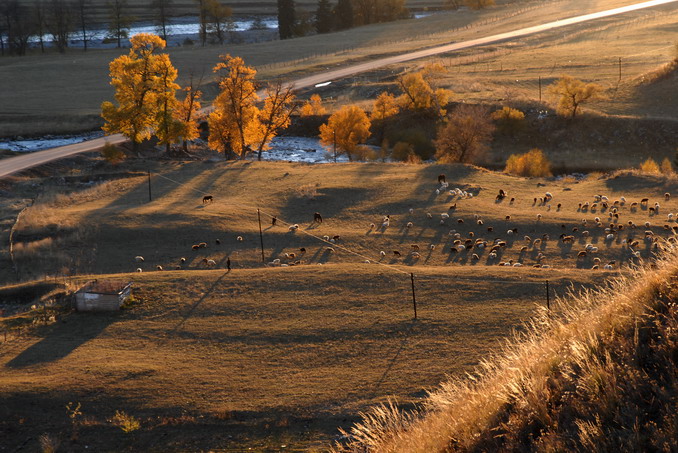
[147,170,152,202]
[538,76,542,102]
[333,130,337,163]
[410,273,417,319]
[618,57,622,82]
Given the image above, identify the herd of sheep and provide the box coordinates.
[132,174,674,272]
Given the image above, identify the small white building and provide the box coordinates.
[74,280,132,312]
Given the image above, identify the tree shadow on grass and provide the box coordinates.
[6,312,118,369]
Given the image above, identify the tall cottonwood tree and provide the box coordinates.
[208,55,261,159]
[397,66,452,118]
[47,0,71,52]
[206,0,231,44]
[154,55,183,153]
[255,81,296,160]
[72,0,93,50]
[319,105,371,161]
[107,0,134,48]
[33,0,47,53]
[1,0,32,55]
[150,0,173,41]
[315,0,333,33]
[101,34,179,152]
[277,0,295,39]
[434,104,495,163]
[195,0,207,45]
[175,79,202,152]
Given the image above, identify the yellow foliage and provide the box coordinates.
[253,82,296,159]
[660,158,673,175]
[371,92,399,120]
[175,86,202,144]
[319,105,371,161]
[397,69,452,117]
[464,0,495,9]
[101,34,179,149]
[639,158,660,174]
[300,94,327,116]
[208,54,261,159]
[548,75,602,118]
[504,148,552,177]
[492,106,525,135]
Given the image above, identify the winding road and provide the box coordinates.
[1,0,676,179]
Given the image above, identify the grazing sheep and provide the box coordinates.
[577,251,587,258]
[436,189,440,195]
[430,244,436,250]
[411,252,421,259]
[369,222,376,228]
[198,242,207,248]
[202,195,213,204]
[457,218,464,224]
[665,192,671,201]
[299,247,307,253]
[472,253,480,260]
[272,216,277,226]
[393,250,402,257]
[411,244,420,251]
[441,213,450,220]
[156,265,163,271]
[426,213,433,219]
[215,239,221,245]
[487,226,494,232]
[406,222,414,228]
[641,198,649,205]
[192,245,200,250]
[477,219,484,225]
[536,214,542,220]
[136,268,143,273]
[285,253,296,259]
[180,257,186,264]
[289,224,299,231]
[605,234,615,241]
[438,174,446,183]
[449,203,457,210]
[557,203,562,210]
[380,251,386,257]
[510,197,515,204]
[236,236,244,242]
[323,235,330,241]
[314,212,323,223]
[134,256,145,263]
[505,215,511,221]
[326,247,335,252]
[409,208,414,214]
[202,258,216,267]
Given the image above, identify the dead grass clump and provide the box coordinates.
[111,410,141,433]
[38,433,60,453]
[636,59,678,85]
[333,250,678,452]
[639,157,660,174]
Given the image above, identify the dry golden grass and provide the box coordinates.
[1,0,670,136]
[333,245,678,453]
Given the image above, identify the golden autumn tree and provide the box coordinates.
[371,92,399,120]
[175,80,203,153]
[254,81,296,161]
[101,33,176,152]
[319,105,371,161]
[208,55,261,159]
[548,75,602,119]
[299,94,327,116]
[397,63,452,117]
[154,55,184,153]
[435,104,495,164]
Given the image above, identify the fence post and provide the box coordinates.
[410,273,417,319]
[545,280,550,310]
[147,170,152,202]
[257,209,265,263]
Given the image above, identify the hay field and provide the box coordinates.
[1,0,671,137]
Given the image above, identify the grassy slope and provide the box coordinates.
[1,158,676,450]
[334,246,678,453]
[0,0,665,136]
[5,160,678,284]
[0,265,599,452]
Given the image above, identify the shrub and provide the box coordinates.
[111,410,141,433]
[39,433,60,453]
[100,143,126,163]
[504,148,552,177]
[660,157,673,175]
[434,104,495,164]
[491,106,525,135]
[386,128,435,160]
[391,141,415,162]
[639,158,660,174]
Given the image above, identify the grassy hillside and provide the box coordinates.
[4,159,678,284]
[334,248,678,452]
[0,265,601,452]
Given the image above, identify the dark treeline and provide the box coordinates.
[277,0,410,40]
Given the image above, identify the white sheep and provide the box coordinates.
[156,265,163,271]
[236,236,244,241]
[289,224,299,231]
[136,268,143,273]
[441,213,450,220]
[134,256,145,263]
[426,212,433,219]
[380,251,386,257]
[406,222,413,228]
[409,208,414,214]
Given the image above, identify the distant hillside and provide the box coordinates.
[334,250,678,452]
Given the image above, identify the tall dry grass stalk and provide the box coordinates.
[334,250,678,452]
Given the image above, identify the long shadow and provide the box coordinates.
[169,270,230,334]
[279,187,375,225]
[371,319,417,397]
[6,312,117,368]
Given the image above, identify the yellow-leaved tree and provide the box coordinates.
[319,105,371,161]
[548,75,602,119]
[371,92,399,120]
[154,54,184,154]
[255,81,296,161]
[208,55,261,159]
[397,63,452,117]
[174,80,203,153]
[101,33,180,153]
[299,94,327,116]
